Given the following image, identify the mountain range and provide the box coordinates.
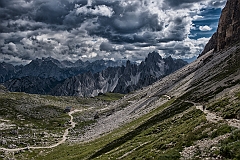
[1,53,187,97]
[0,57,126,82]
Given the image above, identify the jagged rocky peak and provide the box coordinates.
[74,59,85,66]
[145,51,162,63]
[42,57,68,68]
[27,57,59,68]
[139,51,164,70]
[164,56,174,62]
[61,60,74,68]
[125,60,132,67]
[200,0,240,56]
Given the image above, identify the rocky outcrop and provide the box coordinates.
[200,0,240,56]
[200,33,218,55]
[218,0,240,50]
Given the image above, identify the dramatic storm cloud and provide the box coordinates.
[0,0,226,65]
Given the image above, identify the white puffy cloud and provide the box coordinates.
[199,25,213,31]
[193,15,204,20]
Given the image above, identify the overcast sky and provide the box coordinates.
[0,0,226,65]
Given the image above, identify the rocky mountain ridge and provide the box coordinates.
[200,0,240,56]
[0,57,126,82]
[3,52,187,97]
[46,52,187,97]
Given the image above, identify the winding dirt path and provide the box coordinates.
[0,109,82,152]
[195,105,240,129]
[182,102,240,159]
[196,105,224,123]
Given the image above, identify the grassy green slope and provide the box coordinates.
[22,96,239,160]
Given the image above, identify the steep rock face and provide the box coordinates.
[52,67,122,97]
[200,0,240,56]
[217,0,240,50]
[112,61,141,94]
[200,33,218,56]
[114,54,187,94]
[5,76,60,95]
[53,52,187,97]
[0,62,17,83]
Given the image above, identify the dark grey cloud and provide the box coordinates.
[0,0,226,65]
[100,42,114,52]
[34,1,70,25]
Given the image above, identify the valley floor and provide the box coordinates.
[0,109,83,152]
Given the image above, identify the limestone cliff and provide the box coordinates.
[200,0,240,56]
